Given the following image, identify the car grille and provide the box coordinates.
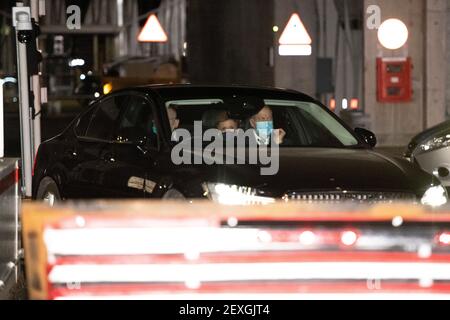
[283,191,417,203]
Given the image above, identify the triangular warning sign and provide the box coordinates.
[138,14,168,42]
[279,13,312,45]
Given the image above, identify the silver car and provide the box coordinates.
[405,120,450,191]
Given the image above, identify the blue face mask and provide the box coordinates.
[256,121,273,143]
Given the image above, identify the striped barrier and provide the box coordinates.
[22,201,450,300]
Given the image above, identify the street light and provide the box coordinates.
[377,18,409,50]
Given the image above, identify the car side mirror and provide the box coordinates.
[355,127,377,148]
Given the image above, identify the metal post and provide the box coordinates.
[30,0,42,156]
[0,79,4,159]
[0,77,18,158]
[13,5,33,197]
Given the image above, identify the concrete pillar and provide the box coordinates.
[364,0,448,146]
[186,0,274,86]
[425,0,447,128]
[363,0,425,146]
[446,2,450,117]
[274,0,317,96]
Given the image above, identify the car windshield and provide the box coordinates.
[166,98,359,148]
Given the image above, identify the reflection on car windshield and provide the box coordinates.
[166,98,358,148]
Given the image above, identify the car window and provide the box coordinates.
[85,96,122,141]
[295,108,344,147]
[265,100,358,146]
[115,96,157,148]
[164,98,359,147]
[74,106,96,137]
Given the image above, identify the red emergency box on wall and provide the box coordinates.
[376,57,412,103]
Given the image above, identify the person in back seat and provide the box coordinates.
[202,109,239,132]
[167,105,180,131]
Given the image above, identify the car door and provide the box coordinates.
[103,93,161,198]
[67,95,122,198]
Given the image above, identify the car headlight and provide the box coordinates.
[421,185,448,207]
[202,182,275,205]
[416,133,450,155]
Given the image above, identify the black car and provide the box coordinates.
[33,85,447,207]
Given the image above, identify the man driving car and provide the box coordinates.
[249,106,286,145]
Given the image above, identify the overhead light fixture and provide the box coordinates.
[329,98,336,110]
[68,58,85,67]
[377,19,409,50]
[342,98,348,110]
[350,98,359,110]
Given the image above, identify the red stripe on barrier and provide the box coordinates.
[0,169,18,196]
[51,251,450,266]
[44,212,450,229]
[48,281,450,299]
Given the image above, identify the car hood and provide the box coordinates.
[206,148,434,197]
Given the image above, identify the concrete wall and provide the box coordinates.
[425,0,447,128]
[184,0,448,147]
[364,0,424,146]
[186,0,274,86]
[273,0,364,123]
[445,1,450,117]
[364,0,447,146]
[274,0,317,96]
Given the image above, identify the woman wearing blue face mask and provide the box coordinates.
[249,106,286,145]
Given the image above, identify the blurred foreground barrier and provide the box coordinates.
[22,201,450,300]
[0,159,20,296]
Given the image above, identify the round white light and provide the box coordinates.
[341,231,358,246]
[185,279,201,289]
[392,216,403,227]
[184,251,200,261]
[80,74,86,80]
[419,278,433,288]
[439,232,450,245]
[299,231,316,245]
[75,216,85,228]
[227,217,238,227]
[68,58,85,67]
[377,19,409,50]
[421,185,448,207]
[272,25,279,33]
[94,92,100,98]
[418,244,432,259]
